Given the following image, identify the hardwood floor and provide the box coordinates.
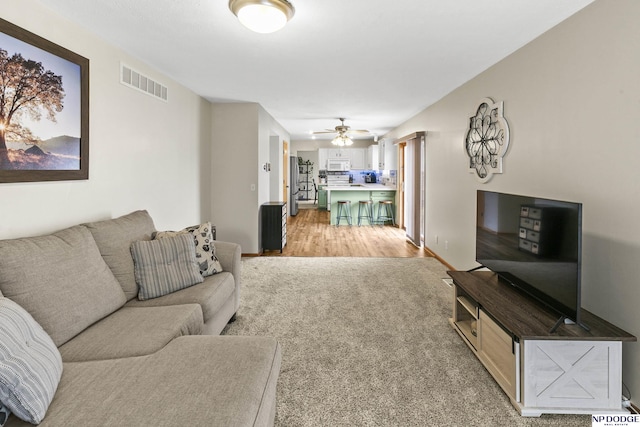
[262,207,432,257]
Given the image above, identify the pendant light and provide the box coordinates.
[229,0,295,34]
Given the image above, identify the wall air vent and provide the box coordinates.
[120,64,168,102]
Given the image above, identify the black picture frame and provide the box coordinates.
[0,17,89,183]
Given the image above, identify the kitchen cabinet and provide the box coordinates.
[318,149,328,170]
[328,188,396,225]
[327,148,347,159]
[378,139,397,170]
[319,148,344,169]
[367,145,378,169]
[319,148,366,169]
[318,186,327,210]
[349,148,366,169]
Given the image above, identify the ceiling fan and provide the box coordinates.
[312,118,369,146]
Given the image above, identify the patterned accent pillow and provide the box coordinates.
[0,297,63,424]
[154,222,223,276]
[130,234,204,301]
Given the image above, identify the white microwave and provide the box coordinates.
[327,158,350,171]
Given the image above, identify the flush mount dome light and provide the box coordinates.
[229,0,295,34]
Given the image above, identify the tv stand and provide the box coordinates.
[448,270,636,417]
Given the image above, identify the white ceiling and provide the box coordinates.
[38,0,594,141]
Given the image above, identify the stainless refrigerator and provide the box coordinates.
[289,156,299,216]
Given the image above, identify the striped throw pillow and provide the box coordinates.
[0,297,62,424]
[154,222,223,276]
[130,234,204,301]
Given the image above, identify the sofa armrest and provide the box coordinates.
[213,241,241,308]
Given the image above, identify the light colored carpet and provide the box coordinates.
[222,257,590,426]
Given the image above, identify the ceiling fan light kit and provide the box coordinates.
[331,135,354,147]
[229,0,295,34]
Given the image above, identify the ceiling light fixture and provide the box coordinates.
[331,134,353,147]
[229,0,295,34]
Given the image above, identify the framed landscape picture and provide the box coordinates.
[0,17,89,183]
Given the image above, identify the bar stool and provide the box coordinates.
[336,200,352,226]
[376,200,395,226]
[357,200,374,226]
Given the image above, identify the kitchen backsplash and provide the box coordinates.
[320,170,397,186]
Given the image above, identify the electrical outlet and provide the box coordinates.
[250,184,256,191]
[435,235,439,244]
[445,240,449,250]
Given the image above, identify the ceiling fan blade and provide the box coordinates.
[312,120,369,136]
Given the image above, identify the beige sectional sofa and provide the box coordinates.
[0,210,281,426]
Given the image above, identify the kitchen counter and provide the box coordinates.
[326,185,396,225]
[324,183,396,191]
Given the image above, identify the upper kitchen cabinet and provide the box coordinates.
[367,145,378,170]
[318,149,328,170]
[349,148,366,169]
[319,148,366,169]
[327,148,347,159]
[378,139,397,170]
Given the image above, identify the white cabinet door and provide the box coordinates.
[318,149,328,170]
[367,145,378,169]
[328,148,346,159]
[378,141,386,169]
[349,148,366,169]
[385,140,397,170]
[522,340,622,413]
[377,140,397,170]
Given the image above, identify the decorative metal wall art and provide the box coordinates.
[465,98,510,183]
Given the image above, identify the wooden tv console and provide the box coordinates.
[448,271,636,417]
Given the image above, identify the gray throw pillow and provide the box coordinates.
[0,297,63,424]
[131,234,204,301]
[154,222,223,276]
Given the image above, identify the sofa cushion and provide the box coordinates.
[84,210,156,301]
[125,271,235,324]
[58,305,203,362]
[155,222,224,276]
[5,336,281,427]
[0,297,62,425]
[131,234,204,301]
[0,226,126,346]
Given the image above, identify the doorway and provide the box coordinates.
[397,132,426,248]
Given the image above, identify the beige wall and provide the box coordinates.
[0,0,212,237]
[211,103,289,254]
[386,0,640,396]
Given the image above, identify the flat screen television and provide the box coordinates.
[476,190,585,330]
